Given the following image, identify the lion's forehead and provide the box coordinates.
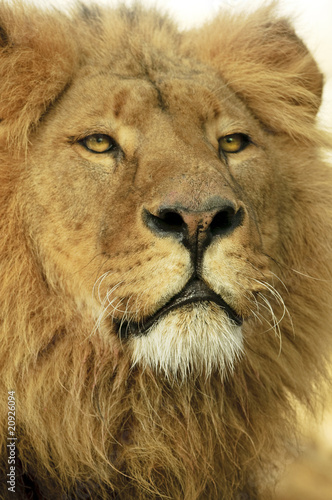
[58,67,234,129]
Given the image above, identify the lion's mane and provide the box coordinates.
[0,2,331,499]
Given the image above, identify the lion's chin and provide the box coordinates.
[129,302,243,380]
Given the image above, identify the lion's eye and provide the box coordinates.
[80,134,116,154]
[218,133,250,154]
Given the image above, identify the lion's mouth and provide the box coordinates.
[116,278,243,338]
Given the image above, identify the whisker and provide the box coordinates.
[256,292,282,354]
[263,252,331,283]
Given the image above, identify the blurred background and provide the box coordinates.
[12,0,332,498]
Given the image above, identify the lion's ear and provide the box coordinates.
[183,6,323,139]
[0,4,78,150]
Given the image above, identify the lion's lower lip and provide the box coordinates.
[116,278,243,338]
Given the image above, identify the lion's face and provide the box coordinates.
[2,4,332,499]
[23,61,282,378]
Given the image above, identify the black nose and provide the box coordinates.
[143,199,243,251]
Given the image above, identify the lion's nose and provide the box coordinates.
[143,198,244,251]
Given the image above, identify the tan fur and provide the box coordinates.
[0,2,332,499]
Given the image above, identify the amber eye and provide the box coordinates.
[81,134,116,154]
[219,133,250,154]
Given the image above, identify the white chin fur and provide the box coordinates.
[129,303,243,380]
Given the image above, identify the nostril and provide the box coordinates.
[158,210,185,231]
[143,208,186,237]
[210,207,235,235]
[210,206,243,237]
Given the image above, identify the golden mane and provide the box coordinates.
[0,2,331,499]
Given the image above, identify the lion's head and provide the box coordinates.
[0,2,331,499]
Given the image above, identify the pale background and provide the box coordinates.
[11,1,332,499]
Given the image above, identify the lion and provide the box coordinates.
[0,1,331,499]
